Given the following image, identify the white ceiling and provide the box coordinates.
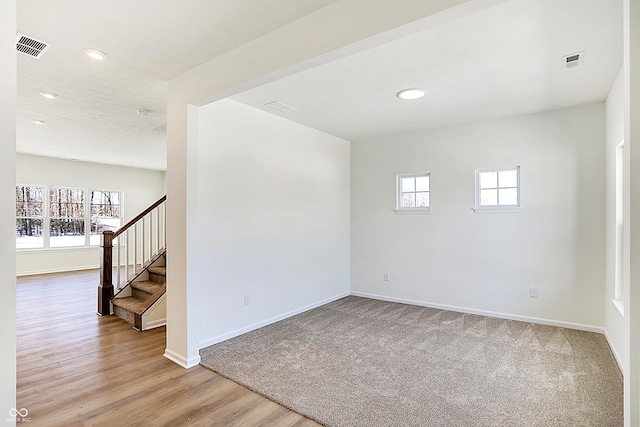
[17,0,622,171]
[232,0,623,141]
[16,0,339,170]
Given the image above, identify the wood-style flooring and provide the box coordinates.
[17,270,319,427]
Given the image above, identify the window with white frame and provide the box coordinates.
[90,191,121,246]
[49,187,86,248]
[16,185,45,249]
[475,166,520,212]
[16,185,121,249]
[396,173,431,214]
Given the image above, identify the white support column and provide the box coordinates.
[1,0,17,417]
[163,100,201,368]
[625,0,640,425]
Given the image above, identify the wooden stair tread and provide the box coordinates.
[131,280,163,294]
[110,255,167,329]
[148,266,166,276]
[112,296,145,312]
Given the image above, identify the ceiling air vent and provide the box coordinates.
[16,33,51,59]
[264,101,299,113]
[561,51,584,70]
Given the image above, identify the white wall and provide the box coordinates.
[195,99,350,347]
[351,103,606,330]
[1,0,16,417]
[605,67,625,369]
[16,154,166,275]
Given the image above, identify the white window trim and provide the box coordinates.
[394,172,432,215]
[473,166,521,214]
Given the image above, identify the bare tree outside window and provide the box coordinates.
[90,191,121,245]
[50,188,85,247]
[16,186,122,249]
[16,185,44,248]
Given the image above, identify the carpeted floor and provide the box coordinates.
[200,296,623,426]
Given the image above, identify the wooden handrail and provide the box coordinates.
[98,195,166,316]
[114,195,166,238]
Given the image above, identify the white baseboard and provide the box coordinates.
[603,328,624,374]
[164,348,201,369]
[143,318,166,330]
[350,291,604,334]
[198,291,350,349]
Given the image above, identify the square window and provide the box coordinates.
[396,173,431,214]
[475,166,520,213]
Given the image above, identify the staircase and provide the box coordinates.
[111,253,166,331]
[98,195,167,331]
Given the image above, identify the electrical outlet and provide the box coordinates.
[530,287,539,298]
[384,272,390,281]
[244,294,250,305]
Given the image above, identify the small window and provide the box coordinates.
[475,166,520,213]
[395,173,431,214]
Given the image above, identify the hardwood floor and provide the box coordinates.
[16,270,320,427]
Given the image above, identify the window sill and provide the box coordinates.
[17,245,101,254]
[612,299,624,317]
[394,208,431,215]
[472,206,521,214]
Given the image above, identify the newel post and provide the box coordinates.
[98,230,114,315]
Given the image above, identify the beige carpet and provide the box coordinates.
[200,296,623,426]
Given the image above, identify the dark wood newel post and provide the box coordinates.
[98,230,114,315]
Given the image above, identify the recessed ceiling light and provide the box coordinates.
[137,109,149,116]
[84,48,107,60]
[39,91,58,99]
[70,158,78,161]
[31,119,46,125]
[396,88,426,100]
[133,163,140,167]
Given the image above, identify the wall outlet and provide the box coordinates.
[529,287,539,298]
[384,272,390,281]
[244,294,250,305]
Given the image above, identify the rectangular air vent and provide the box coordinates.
[16,33,51,59]
[264,101,299,113]
[562,51,584,70]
